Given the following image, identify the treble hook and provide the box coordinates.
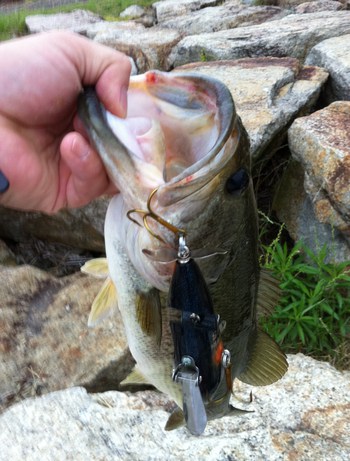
[127,187,186,243]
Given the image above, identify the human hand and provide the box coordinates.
[0,30,131,213]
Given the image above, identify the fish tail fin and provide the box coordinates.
[88,276,118,327]
[238,329,288,386]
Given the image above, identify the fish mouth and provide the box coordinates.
[78,71,237,209]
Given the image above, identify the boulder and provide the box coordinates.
[119,5,156,27]
[85,20,146,40]
[158,5,287,35]
[294,0,343,13]
[153,0,223,22]
[0,197,108,252]
[0,354,349,460]
[175,58,328,160]
[25,9,103,34]
[93,27,181,73]
[0,265,131,414]
[306,34,350,102]
[275,101,350,261]
[168,11,350,68]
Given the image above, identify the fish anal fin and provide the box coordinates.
[120,367,151,387]
[257,268,281,317]
[81,257,109,279]
[238,330,288,386]
[88,276,118,327]
[165,407,185,431]
[136,288,162,347]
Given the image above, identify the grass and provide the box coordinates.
[0,0,155,41]
[260,234,350,369]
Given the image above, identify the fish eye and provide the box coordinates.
[225,168,250,195]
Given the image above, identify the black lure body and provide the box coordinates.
[168,256,222,399]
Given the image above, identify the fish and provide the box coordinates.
[78,70,288,434]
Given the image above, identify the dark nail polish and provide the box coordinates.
[0,170,9,193]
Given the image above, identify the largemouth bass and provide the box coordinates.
[78,71,288,434]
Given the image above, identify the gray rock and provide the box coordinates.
[120,5,147,19]
[275,102,350,261]
[159,5,287,35]
[0,197,108,253]
[175,59,328,160]
[0,265,130,413]
[85,20,146,40]
[154,0,222,22]
[295,0,343,13]
[120,5,156,27]
[306,34,350,102]
[168,11,350,68]
[93,27,181,72]
[274,160,350,262]
[0,354,349,460]
[25,9,103,34]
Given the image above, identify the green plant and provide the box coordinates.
[260,238,350,368]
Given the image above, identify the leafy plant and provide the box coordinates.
[260,238,350,368]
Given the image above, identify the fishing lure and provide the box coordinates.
[168,235,231,435]
[127,188,231,435]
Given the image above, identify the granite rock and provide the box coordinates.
[0,265,131,413]
[306,34,350,102]
[0,354,349,460]
[168,11,350,68]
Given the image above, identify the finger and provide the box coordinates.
[60,131,117,208]
[76,35,132,117]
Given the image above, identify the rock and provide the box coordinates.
[120,5,156,27]
[275,102,350,261]
[306,34,350,102]
[159,5,287,35]
[0,197,108,253]
[154,0,222,22]
[120,5,147,18]
[93,27,181,72]
[168,11,350,68]
[85,20,146,40]
[1,354,350,460]
[295,0,343,13]
[175,58,328,160]
[0,265,131,413]
[273,160,350,262]
[25,9,103,34]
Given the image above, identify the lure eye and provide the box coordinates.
[225,168,249,195]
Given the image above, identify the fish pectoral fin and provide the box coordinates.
[88,276,118,327]
[257,268,281,317]
[238,330,288,386]
[136,289,162,347]
[164,407,185,431]
[81,257,110,279]
[120,367,151,387]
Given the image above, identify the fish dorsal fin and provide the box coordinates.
[136,289,162,347]
[120,367,151,386]
[165,407,185,431]
[88,277,118,327]
[81,257,109,279]
[257,268,281,317]
[238,330,288,386]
